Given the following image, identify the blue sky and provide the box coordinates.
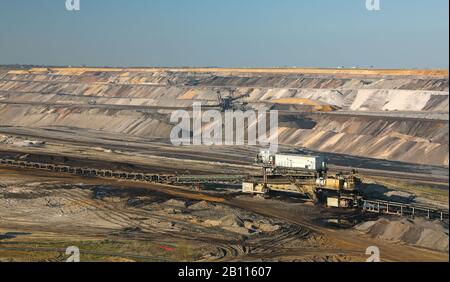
[0,0,448,68]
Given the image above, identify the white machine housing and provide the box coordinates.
[258,150,326,171]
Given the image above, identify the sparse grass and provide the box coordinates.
[364,176,449,205]
[0,236,203,262]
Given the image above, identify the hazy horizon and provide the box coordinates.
[1,0,448,69]
[1,64,449,71]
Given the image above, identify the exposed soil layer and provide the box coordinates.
[356,218,449,252]
[0,67,448,262]
[0,167,448,262]
[0,167,356,262]
[0,67,448,165]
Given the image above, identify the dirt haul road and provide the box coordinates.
[0,166,447,262]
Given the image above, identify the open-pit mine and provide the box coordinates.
[0,66,448,262]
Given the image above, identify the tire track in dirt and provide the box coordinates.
[1,167,447,261]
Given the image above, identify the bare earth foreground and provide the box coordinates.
[0,67,448,262]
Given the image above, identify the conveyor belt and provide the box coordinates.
[1,157,448,221]
[0,158,246,184]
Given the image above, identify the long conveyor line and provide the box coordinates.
[0,158,247,184]
[1,158,448,221]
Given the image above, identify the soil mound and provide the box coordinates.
[356,218,449,252]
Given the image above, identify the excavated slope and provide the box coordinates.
[278,115,449,165]
[0,68,448,166]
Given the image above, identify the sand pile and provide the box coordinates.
[356,218,449,252]
[246,220,280,233]
[204,214,244,228]
[162,199,187,208]
[219,214,245,227]
[202,213,282,235]
[203,214,250,235]
[188,200,211,210]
